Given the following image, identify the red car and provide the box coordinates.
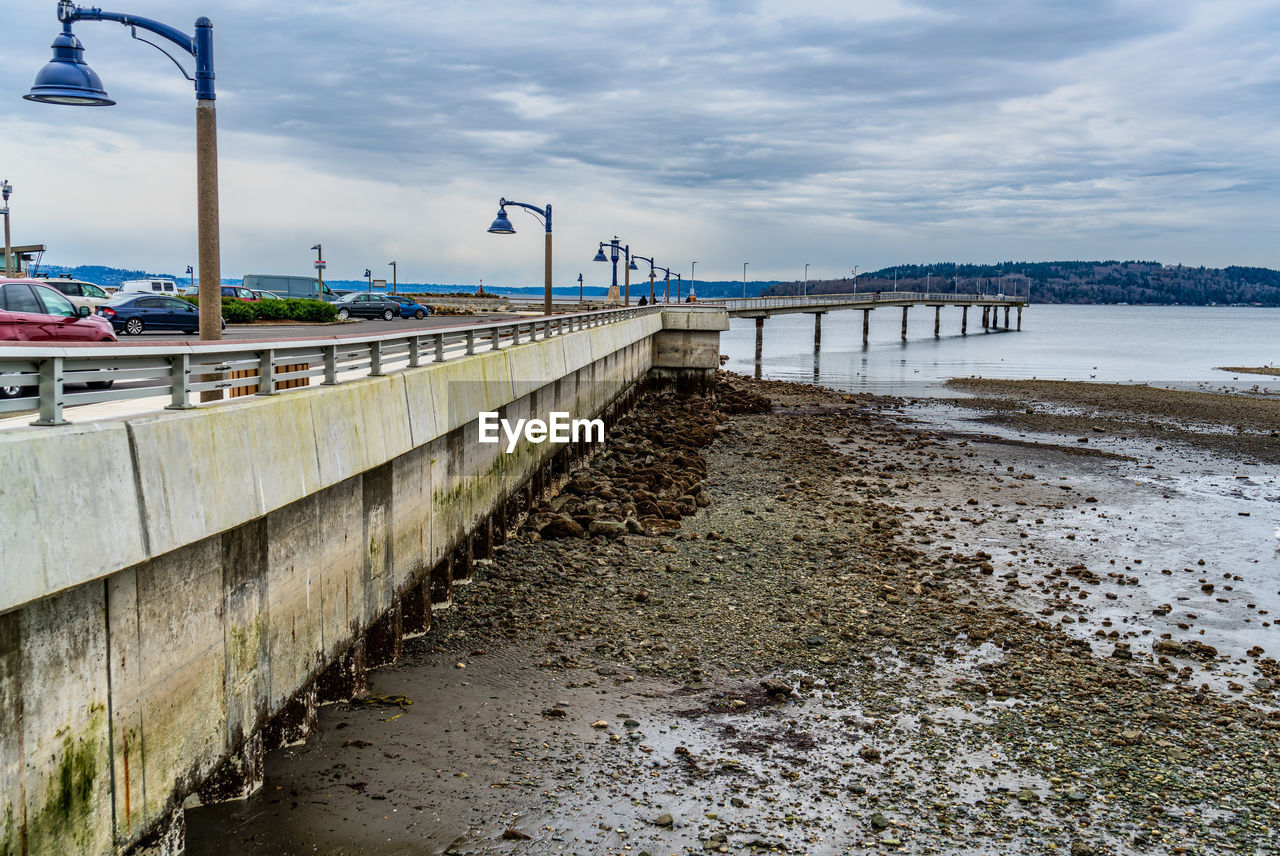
[221,286,259,302]
[1,279,117,398]
[1,279,117,342]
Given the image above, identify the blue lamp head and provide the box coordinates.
[24,28,115,106]
[628,258,639,272]
[593,246,608,263]
[487,206,515,234]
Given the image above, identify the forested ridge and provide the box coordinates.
[765,260,1280,305]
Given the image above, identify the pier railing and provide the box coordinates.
[0,304,662,427]
[708,291,1023,312]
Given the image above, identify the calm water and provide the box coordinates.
[721,304,1280,395]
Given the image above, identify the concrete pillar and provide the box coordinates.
[365,602,403,669]
[754,316,764,379]
[452,538,474,584]
[195,733,263,805]
[982,305,989,329]
[317,640,367,702]
[1004,306,1010,329]
[961,306,968,335]
[901,306,909,340]
[263,686,318,750]
[812,313,822,349]
[934,306,941,337]
[862,309,871,345]
[401,577,431,638]
[430,554,453,608]
[1017,306,1023,330]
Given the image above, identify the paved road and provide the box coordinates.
[141,313,524,343]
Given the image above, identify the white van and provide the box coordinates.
[117,279,179,295]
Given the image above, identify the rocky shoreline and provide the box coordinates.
[188,372,1279,856]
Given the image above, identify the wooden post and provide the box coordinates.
[933,306,940,337]
[900,306,908,341]
[1004,306,1010,329]
[813,313,822,349]
[1017,306,1023,330]
[961,306,968,335]
[754,316,764,378]
[862,309,871,346]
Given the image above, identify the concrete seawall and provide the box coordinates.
[0,309,727,855]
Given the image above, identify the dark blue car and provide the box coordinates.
[387,295,432,319]
[98,293,225,335]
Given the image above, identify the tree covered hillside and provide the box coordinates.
[764,261,1280,306]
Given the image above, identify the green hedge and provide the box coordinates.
[181,295,338,323]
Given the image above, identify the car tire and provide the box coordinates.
[124,317,144,335]
[86,380,114,390]
[0,381,27,399]
[183,329,197,335]
[414,309,425,319]
[337,308,350,321]
[382,308,394,321]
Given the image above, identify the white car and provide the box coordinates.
[38,277,112,310]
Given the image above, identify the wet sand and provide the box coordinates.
[187,374,1279,855]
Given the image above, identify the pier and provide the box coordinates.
[709,291,1027,352]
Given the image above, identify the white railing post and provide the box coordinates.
[256,349,277,395]
[323,345,338,385]
[369,341,383,376]
[466,330,475,355]
[407,336,421,367]
[433,334,445,362]
[31,357,65,426]
[165,353,192,410]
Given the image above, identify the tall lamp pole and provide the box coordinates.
[804,262,810,298]
[689,261,698,302]
[487,197,552,315]
[27,0,222,341]
[388,261,397,294]
[312,244,325,300]
[742,262,749,298]
[577,273,583,303]
[1,181,12,277]
[852,265,858,293]
[593,237,638,306]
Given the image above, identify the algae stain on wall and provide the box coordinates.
[26,704,107,855]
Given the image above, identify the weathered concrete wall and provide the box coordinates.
[0,310,709,855]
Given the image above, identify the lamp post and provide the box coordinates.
[1,181,12,277]
[577,273,583,304]
[593,237,637,306]
[742,262,749,298]
[852,265,858,293]
[804,262,810,298]
[629,252,666,304]
[673,273,681,302]
[364,268,372,292]
[27,0,222,340]
[487,197,552,315]
[690,261,697,303]
[388,261,397,294]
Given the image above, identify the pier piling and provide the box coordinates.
[961,306,968,335]
[901,306,909,340]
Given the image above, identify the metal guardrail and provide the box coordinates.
[0,304,663,427]
[707,292,1025,312]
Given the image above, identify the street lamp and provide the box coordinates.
[27,0,222,339]
[852,265,858,293]
[690,261,697,303]
[487,197,552,315]
[364,268,372,292]
[742,262,749,298]
[1,181,12,277]
[804,262,810,298]
[388,261,397,294]
[593,237,638,306]
[577,273,583,303]
[629,252,670,304]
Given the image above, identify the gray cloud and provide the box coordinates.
[2,0,1277,280]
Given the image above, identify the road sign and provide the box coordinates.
[314,261,326,270]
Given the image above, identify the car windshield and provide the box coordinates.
[336,294,359,303]
[104,293,139,306]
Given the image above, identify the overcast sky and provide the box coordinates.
[2,0,1277,286]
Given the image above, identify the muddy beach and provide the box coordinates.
[187,373,1279,856]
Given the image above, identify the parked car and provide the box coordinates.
[386,295,432,319]
[221,285,259,302]
[333,292,401,321]
[1,279,117,397]
[98,292,225,335]
[38,276,112,310]
[252,289,286,301]
[117,278,180,295]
